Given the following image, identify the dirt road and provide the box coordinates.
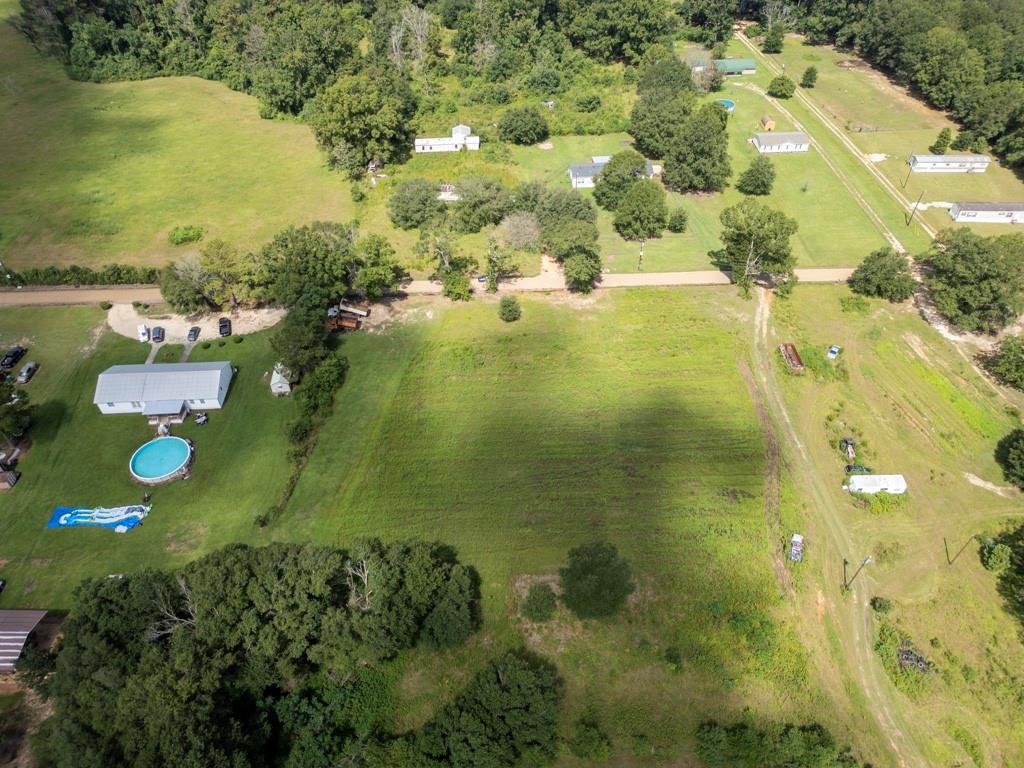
[752,287,927,768]
[0,286,163,306]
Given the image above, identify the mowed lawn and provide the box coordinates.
[770,38,1024,239]
[0,307,294,607]
[771,287,1024,767]
[277,290,844,762]
[0,0,350,269]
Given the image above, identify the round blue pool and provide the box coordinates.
[717,98,736,112]
[129,436,192,485]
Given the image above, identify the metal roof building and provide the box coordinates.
[714,58,757,75]
[950,202,1024,224]
[0,610,47,674]
[94,362,233,416]
[845,474,908,495]
[910,153,990,173]
[567,158,657,189]
[753,131,811,154]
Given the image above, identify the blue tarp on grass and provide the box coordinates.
[47,505,150,532]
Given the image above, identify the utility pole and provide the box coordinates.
[843,556,872,591]
[907,189,925,227]
[638,239,645,272]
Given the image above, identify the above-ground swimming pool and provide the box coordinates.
[716,98,736,112]
[129,436,193,485]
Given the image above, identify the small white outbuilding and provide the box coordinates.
[414,124,480,153]
[844,474,908,495]
[270,362,292,397]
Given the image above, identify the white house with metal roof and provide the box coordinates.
[752,132,810,154]
[567,157,658,189]
[94,362,233,418]
[949,202,1024,224]
[909,153,990,173]
[414,124,480,153]
[844,474,908,495]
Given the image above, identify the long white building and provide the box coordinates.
[909,154,990,173]
[752,132,810,154]
[949,202,1024,224]
[414,124,480,153]
[844,474,908,495]
[94,362,233,418]
[567,157,658,189]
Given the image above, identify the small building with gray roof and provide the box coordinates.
[949,202,1024,224]
[753,131,810,154]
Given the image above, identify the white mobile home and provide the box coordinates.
[949,202,1024,224]
[844,474,908,495]
[567,157,656,189]
[94,362,233,418]
[909,154,990,173]
[753,132,810,154]
[414,124,480,153]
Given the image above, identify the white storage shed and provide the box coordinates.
[845,474,908,495]
[753,132,810,154]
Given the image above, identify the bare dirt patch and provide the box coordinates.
[165,521,207,553]
[902,331,930,362]
[537,140,553,150]
[964,472,1018,499]
[107,304,285,343]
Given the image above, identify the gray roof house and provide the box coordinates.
[568,158,658,189]
[94,362,233,417]
[949,202,1024,224]
[753,131,811,154]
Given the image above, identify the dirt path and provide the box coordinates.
[738,353,793,598]
[751,287,927,768]
[0,285,162,306]
[401,267,854,294]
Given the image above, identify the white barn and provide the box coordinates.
[753,132,810,154]
[949,202,1024,224]
[845,474,908,495]
[414,124,480,153]
[94,362,233,419]
[567,157,657,189]
[909,154,990,173]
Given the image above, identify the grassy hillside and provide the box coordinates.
[0,0,350,269]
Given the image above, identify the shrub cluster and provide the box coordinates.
[14,264,158,286]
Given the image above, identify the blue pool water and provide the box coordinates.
[717,98,736,112]
[130,437,190,481]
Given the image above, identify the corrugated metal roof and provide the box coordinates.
[911,154,989,163]
[755,131,810,146]
[954,202,1024,212]
[715,58,756,72]
[568,162,605,178]
[0,610,46,673]
[94,362,231,405]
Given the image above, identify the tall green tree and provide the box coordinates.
[663,103,731,192]
[800,66,818,88]
[0,379,31,447]
[308,68,418,178]
[389,178,445,229]
[720,199,799,293]
[629,92,696,159]
[928,127,952,155]
[558,0,670,63]
[922,229,1024,333]
[736,155,776,196]
[613,179,668,240]
[594,150,650,210]
[762,24,785,54]
[848,248,916,302]
[559,542,635,618]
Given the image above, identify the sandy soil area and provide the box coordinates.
[106,304,285,343]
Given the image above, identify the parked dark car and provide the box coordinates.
[845,464,873,474]
[1,346,26,370]
[152,326,165,343]
[218,317,232,337]
[15,362,38,384]
[187,326,201,343]
[0,579,6,595]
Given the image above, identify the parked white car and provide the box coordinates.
[137,324,150,343]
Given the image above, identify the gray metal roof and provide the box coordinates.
[715,58,756,72]
[569,162,606,178]
[911,154,989,163]
[94,362,232,405]
[569,160,656,179]
[954,202,1024,212]
[755,131,810,146]
[0,610,46,673]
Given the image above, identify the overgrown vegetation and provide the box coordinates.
[12,263,158,286]
[848,248,916,303]
[559,542,634,619]
[696,720,865,767]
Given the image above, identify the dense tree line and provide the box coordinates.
[36,540,483,768]
[696,720,865,767]
[794,0,1024,166]
[12,263,158,286]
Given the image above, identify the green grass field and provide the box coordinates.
[770,286,1024,767]
[0,0,351,270]
[769,37,1024,239]
[0,293,856,764]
